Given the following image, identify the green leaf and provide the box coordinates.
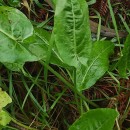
[118,34,130,78]
[24,28,70,68]
[0,88,12,127]
[0,6,39,70]
[52,0,92,67]
[7,0,21,7]
[0,88,12,110]
[0,110,11,126]
[69,108,118,130]
[76,41,114,91]
[23,28,51,60]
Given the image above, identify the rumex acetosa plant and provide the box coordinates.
[0,0,127,129]
[0,1,114,90]
[50,0,114,91]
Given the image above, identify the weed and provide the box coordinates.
[0,0,130,129]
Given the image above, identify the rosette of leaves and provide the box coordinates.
[0,0,115,90]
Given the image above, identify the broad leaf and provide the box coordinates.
[24,28,70,68]
[76,41,114,91]
[52,0,92,67]
[0,88,12,110]
[118,35,130,78]
[69,108,118,130]
[0,110,11,126]
[0,6,39,70]
[0,88,12,127]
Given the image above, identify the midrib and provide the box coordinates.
[0,28,16,41]
[81,45,112,84]
[71,0,78,60]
